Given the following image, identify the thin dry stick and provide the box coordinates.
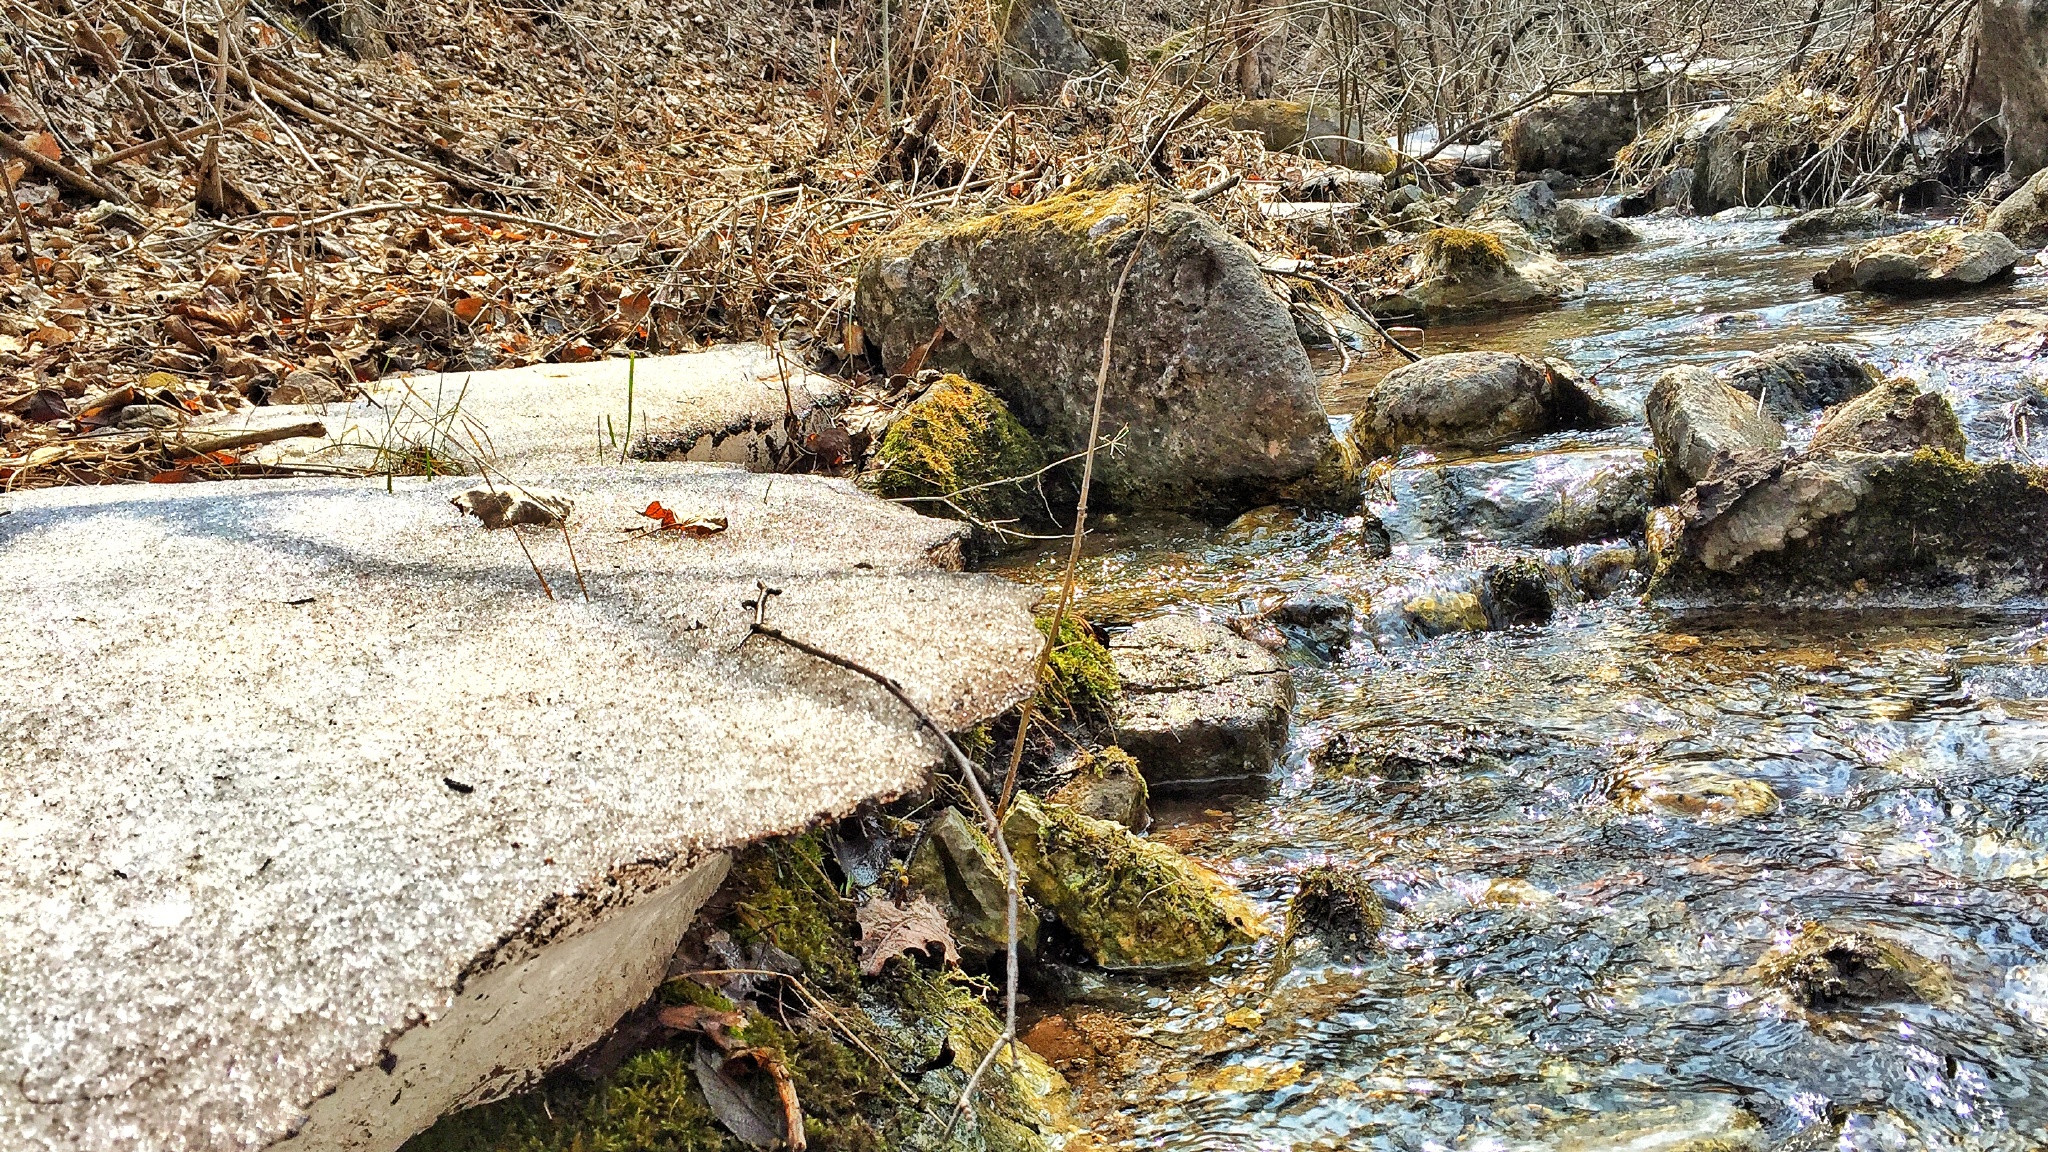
[510,526,556,600]
[1,161,37,282]
[996,194,1151,819]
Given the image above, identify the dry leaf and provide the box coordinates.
[452,486,573,529]
[638,501,727,536]
[23,132,61,162]
[857,895,958,976]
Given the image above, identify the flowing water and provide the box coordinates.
[992,214,2048,1150]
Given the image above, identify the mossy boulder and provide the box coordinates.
[1201,100,1398,173]
[864,375,1048,532]
[1281,865,1385,958]
[1649,450,2048,604]
[857,185,1350,515]
[1807,378,1966,456]
[1692,83,1847,214]
[1002,794,1262,969]
[1351,226,1584,320]
[1047,745,1149,829]
[1032,614,1117,720]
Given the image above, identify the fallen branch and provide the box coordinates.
[0,130,126,203]
[1142,94,1212,176]
[170,420,329,458]
[102,111,257,166]
[1186,171,1242,205]
[212,200,600,242]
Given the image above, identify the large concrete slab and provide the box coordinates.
[204,342,847,474]
[0,464,1040,1152]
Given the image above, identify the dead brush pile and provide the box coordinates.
[0,0,1347,491]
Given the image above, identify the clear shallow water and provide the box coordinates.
[994,217,2048,1150]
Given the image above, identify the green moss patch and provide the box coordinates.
[865,375,1048,531]
[1421,228,1511,277]
[1033,614,1117,719]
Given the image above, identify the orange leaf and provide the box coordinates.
[451,296,488,323]
[640,501,678,529]
[619,290,652,323]
[23,132,60,163]
[148,468,190,483]
[27,325,71,347]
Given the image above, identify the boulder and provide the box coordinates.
[994,0,1098,103]
[1262,200,1379,255]
[1504,1098,1766,1152]
[1200,100,1398,173]
[1483,181,1639,253]
[1280,865,1384,959]
[907,807,1042,966]
[0,465,1043,1152]
[1970,0,2048,179]
[1376,562,1561,639]
[862,374,1047,532]
[1778,206,1919,246]
[1721,342,1880,418]
[1807,378,1967,456]
[1047,746,1150,830]
[1109,614,1293,794]
[1617,166,1697,216]
[1987,165,2048,245]
[1968,308,2048,358]
[1813,226,2019,294]
[1373,447,1656,546]
[1644,366,1786,493]
[1274,591,1354,650]
[209,343,850,475]
[1649,450,2048,602]
[1357,226,1584,320]
[1502,90,1664,177]
[1349,351,1591,459]
[855,186,1353,514]
[1002,794,1263,970]
[1692,85,1844,214]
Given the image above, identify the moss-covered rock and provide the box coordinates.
[1002,794,1262,969]
[857,185,1349,515]
[1814,226,2019,295]
[1032,614,1117,720]
[906,806,1041,967]
[1282,865,1384,955]
[864,375,1048,532]
[1693,82,1849,214]
[1650,449,2048,603]
[727,834,863,997]
[1807,378,1966,456]
[1047,745,1149,829]
[1348,226,1583,320]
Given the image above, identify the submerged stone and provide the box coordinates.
[1504,1096,1766,1151]
[1282,865,1386,958]
[1610,763,1780,822]
[1757,924,1948,1008]
[1002,795,1263,970]
[1373,446,1655,546]
[1109,614,1293,795]
[856,186,1350,515]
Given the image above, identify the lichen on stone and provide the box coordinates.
[864,375,1048,531]
[1420,227,1511,276]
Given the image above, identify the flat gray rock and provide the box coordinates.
[1111,614,1292,795]
[0,464,1039,1152]
[1374,446,1654,546]
[205,343,846,474]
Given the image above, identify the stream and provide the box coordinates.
[992,214,2048,1150]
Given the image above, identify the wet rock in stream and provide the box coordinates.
[1353,225,1585,320]
[1505,1096,1766,1152]
[1813,226,2019,295]
[1645,366,1785,493]
[1349,351,1598,459]
[1757,924,1948,1009]
[1650,450,2048,603]
[1047,746,1150,830]
[1721,342,1881,418]
[1281,864,1386,959]
[1806,378,1967,456]
[1777,205,1919,246]
[1003,794,1264,970]
[1109,614,1294,794]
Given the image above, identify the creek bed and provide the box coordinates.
[991,214,2048,1150]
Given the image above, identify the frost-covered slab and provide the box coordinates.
[0,464,1040,1152]
[206,342,846,474]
